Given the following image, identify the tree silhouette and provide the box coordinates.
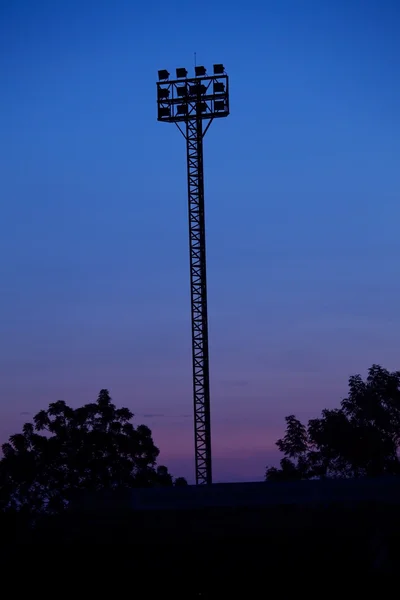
[174,476,188,487]
[266,364,400,481]
[0,389,186,514]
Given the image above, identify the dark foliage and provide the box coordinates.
[0,389,186,515]
[266,364,400,481]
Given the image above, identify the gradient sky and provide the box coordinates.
[0,0,399,483]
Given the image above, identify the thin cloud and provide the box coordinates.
[142,413,165,418]
[139,413,191,419]
[20,411,32,416]
[223,380,249,388]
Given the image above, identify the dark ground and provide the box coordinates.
[2,479,400,593]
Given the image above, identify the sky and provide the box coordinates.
[0,0,399,483]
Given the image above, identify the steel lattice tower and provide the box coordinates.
[156,64,230,485]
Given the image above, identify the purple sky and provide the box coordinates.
[0,0,399,483]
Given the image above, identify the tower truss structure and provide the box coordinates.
[156,64,230,485]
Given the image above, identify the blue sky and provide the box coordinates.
[0,0,399,482]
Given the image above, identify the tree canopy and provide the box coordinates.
[266,364,400,481]
[0,389,186,514]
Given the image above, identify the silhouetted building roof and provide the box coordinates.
[71,476,400,513]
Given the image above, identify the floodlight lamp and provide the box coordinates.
[213,82,225,94]
[177,104,188,114]
[158,88,170,100]
[177,85,188,97]
[190,83,207,96]
[176,67,188,78]
[214,100,225,111]
[158,69,170,81]
[158,107,171,118]
[195,65,206,77]
[213,64,224,74]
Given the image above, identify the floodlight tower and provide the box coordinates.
[156,64,229,485]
